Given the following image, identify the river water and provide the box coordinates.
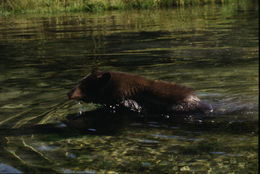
[0,2,258,174]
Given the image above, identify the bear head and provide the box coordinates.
[67,68,111,103]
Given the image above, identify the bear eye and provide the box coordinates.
[80,78,96,89]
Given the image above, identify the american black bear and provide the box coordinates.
[68,68,213,115]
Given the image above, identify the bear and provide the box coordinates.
[67,68,213,115]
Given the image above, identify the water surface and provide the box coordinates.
[0,3,258,174]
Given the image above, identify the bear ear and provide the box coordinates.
[98,72,111,84]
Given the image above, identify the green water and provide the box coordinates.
[0,3,258,174]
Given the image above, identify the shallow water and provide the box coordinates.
[0,3,258,174]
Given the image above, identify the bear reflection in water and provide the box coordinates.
[67,68,213,116]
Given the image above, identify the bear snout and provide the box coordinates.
[67,85,83,100]
[67,90,73,99]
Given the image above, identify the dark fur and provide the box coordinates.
[68,68,213,114]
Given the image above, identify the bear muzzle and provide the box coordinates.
[67,85,83,100]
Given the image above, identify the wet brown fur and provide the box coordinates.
[106,71,195,103]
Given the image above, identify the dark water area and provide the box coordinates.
[0,3,258,174]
